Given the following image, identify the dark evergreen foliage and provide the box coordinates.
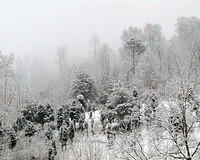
[48,139,57,160]
[69,100,84,123]
[125,38,145,55]
[59,122,69,151]
[57,108,64,130]
[68,122,75,143]
[45,127,53,141]
[7,129,17,149]
[25,122,37,137]
[22,104,37,122]
[13,116,27,132]
[21,104,55,128]
[98,92,109,105]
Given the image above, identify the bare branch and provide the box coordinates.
[191,142,200,158]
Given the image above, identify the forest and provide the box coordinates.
[0,9,200,160]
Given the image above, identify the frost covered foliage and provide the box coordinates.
[1,135,49,160]
[102,88,142,131]
[0,103,55,159]
[135,53,161,89]
[153,78,200,160]
[140,88,159,104]
[58,133,107,160]
[106,88,130,110]
[20,103,55,128]
[140,89,159,114]
[114,103,133,120]
[99,80,123,105]
[57,100,85,133]
[77,94,88,110]
[24,121,37,137]
[69,101,85,123]
[71,71,98,102]
[12,116,27,132]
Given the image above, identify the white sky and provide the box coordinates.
[0,0,199,60]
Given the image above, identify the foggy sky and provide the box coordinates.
[0,0,199,60]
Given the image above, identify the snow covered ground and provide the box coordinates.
[85,110,101,122]
[56,109,200,160]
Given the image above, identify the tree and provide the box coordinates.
[13,116,27,132]
[21,104,55,128]
[89,34,101,58]
[144,24,166,74]
[192,43,200,71]
[71,71,98,102]
[69,100,84,125]
[35,105,53,128]
[56,46,68,80]
[56,46,70,103]
[0,52,16,127]
[106,88,130,110]
[0,52,15,105]
[25,121,37,137]
[154,73,200,160]
[121,27,144,43]
[125,38,145,76]
[22,104,38,122]
[176,17,200,50]
[57,108,64,130]
[97,43,111,91]
[141,89,159,128]
[175,17,200,72]
[120,27,144,87]
[135,54,161,89]
[105,87,141,130]
[77,94,88,109]
[7,128,17,149]
[88,35,112,95]
[98,79,116,106]
[120,27,145,86]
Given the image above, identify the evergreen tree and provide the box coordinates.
[57,108,64,130]
[25,121,37,137]
[106,88,129,110]
[35,105,50,128]
[71,71,98,102]
[7,129,17,149]
[22,104,38,122]
[13,116,27,132]
[69,100,84,124]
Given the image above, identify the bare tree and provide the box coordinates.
[154,71,200,160]
[89,34,101,58]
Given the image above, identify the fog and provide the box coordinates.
[1,1,200,160]
[1,0,199,59]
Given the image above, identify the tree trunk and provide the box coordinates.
[126,70,131,88]
[182,107,191,159]
[132,48,135,75]
[158,50,162,74]
[168,54,171,77]
[4,74,8,106]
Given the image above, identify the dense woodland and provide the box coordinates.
[0,16,200,160]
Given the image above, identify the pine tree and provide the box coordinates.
[71,71,98,102]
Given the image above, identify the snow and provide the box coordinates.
[193,123,200,141]
[3,105,200,159]
[85,110,101,122]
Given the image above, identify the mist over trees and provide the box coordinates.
[1,16,200,160]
